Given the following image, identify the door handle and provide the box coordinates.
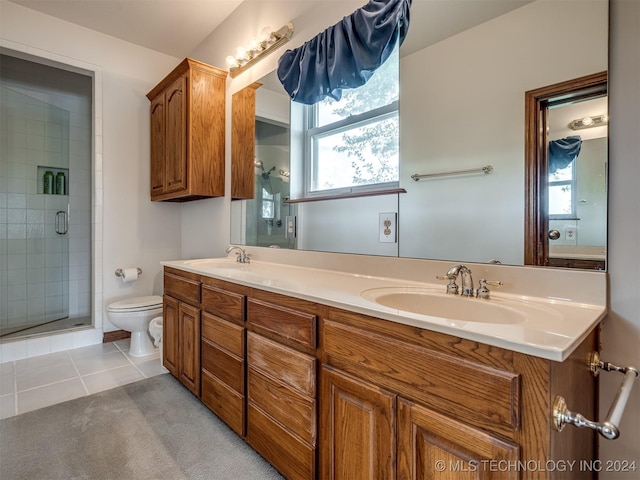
[55,211,68,235]
[548,229,560,240]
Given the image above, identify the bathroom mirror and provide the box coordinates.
[230,0,608,268]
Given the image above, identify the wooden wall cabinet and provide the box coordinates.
[147,58,227,202]
[231,82,261,200]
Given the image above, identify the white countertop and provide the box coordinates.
[162,257,607,362]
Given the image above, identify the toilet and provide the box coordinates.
[106,295,163,357]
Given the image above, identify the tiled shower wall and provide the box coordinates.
[0,55,92,333]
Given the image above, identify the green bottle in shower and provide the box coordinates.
[43,170,54,194]
[55,171,66,195]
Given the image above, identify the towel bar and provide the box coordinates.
[553,351,638,440]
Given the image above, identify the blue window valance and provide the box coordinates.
[549,135,582,173]
[277,0,412,105]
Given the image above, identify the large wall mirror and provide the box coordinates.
[230,0,608,269]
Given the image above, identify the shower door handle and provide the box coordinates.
[55,211,68,235]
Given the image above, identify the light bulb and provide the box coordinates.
[248,39,260,54]
[260,27,274,44]
[225,55,238,69]
[581,116,594,126]
[235,46,247,61]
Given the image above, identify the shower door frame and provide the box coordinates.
[0,41,104,347]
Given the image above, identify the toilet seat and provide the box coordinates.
[107,295,163,313]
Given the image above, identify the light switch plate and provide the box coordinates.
[379,212,397,243]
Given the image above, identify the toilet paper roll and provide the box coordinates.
[121,268,139,283]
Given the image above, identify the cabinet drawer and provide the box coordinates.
[164,272,200,304]
[323,319,520,432]
[201,369,244,436]
[202,284,245,325]
[201,312,244,357]
[247,332,316,397]
[247,403,315,480]
[248,368,316,445]
[247,298,316,349]
[201,339,244,394]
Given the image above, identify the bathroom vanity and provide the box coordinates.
[161,255,606,480]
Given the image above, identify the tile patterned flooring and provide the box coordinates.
[0,339,167,419]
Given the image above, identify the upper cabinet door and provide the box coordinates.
[149,96,165,196]
[164,75,187,194]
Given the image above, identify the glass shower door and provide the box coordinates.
[0,86,70,338]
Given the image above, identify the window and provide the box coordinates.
[302,46,399,197]
[548,161,577,218]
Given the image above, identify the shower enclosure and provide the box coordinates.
[0,53,92,340]
[242,119,294,249]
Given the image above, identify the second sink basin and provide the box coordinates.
[361,286,528,325]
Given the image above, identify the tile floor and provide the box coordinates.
[0,339,167,419]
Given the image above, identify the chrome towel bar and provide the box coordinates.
[411,165,493,181]
[553,351,638,440]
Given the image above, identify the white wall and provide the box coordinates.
[0,0,183,339]
[601,0,640,473]
[399,0,608,265]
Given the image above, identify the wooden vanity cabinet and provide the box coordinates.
[200,277,248,436]
[161,267,598,480]
[163,268,201,396]
[147,58,227,202]
[245,290,320,480]
[320,307,598,480]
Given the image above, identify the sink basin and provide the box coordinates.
[183,258,241,268]
[361,286,527,325]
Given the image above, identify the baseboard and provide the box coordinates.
[103,330,131,343]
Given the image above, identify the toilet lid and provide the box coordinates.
[108,295,163,312]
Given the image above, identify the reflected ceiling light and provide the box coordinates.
[569,114,608,130]
[226,23,294,78]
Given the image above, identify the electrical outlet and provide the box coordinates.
[564,225,576,240]
[285,215,297,238]
[379,213,397,243]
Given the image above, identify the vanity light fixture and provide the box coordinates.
[279,169,290,177]
[569,114,608,130]
[226,23,294,78]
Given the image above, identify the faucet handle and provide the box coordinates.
[476,279,503,299]
[436,275,459,295]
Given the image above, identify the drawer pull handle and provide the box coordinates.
[553,352,638,440]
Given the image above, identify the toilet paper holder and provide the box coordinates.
[115,267,142,277]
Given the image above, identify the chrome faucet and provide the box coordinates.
[437,264,474,297]
[226,246,251,264]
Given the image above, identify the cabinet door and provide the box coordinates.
[397,398,519,480]
[231,83,259,199]
[178,301,200,396]
[320,365,396,480]
[149,95,165,196]
[162,296,179,376]
[165,75,187,194]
